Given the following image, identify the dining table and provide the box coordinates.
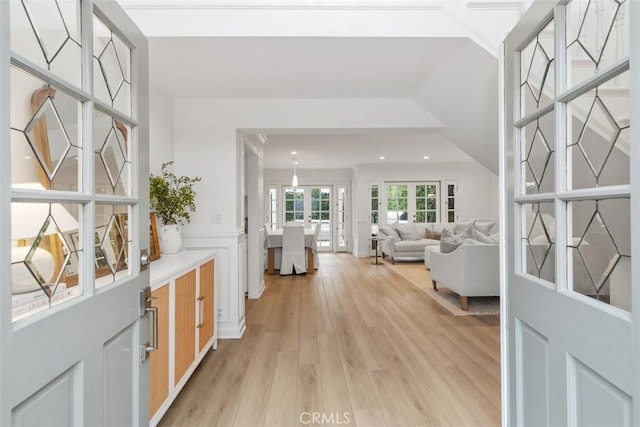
[266,227,316,274]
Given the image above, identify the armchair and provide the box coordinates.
[430,241,500,310]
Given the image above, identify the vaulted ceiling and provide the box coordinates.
[119,0,531,173]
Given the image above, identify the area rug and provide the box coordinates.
[385,261,500,316]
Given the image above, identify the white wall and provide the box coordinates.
[173,98,442,236]
[353,161,499,255]
[264,168,353,187]
[149,84,174,175]
[171,98,442,338]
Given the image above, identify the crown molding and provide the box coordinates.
[465,1,525,12]
[119,0,443,11]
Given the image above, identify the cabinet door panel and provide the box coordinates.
[199,260,215,352]
[175,270,196,384]
[149,285,169,419]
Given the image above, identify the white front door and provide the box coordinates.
[503,0,637,425]
[2,0,150,425]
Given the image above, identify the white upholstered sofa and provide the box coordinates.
[378,220,498,264]
[378,222,449,264]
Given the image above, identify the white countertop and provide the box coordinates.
[150,249,216,288]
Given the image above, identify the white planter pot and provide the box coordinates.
[160,224,182,254]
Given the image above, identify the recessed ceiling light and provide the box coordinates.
[423,156,430,159]
[379,156,385,160]
[294,161,298,165]
[291,151,297,155]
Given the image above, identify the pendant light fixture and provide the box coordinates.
[292,160,299,188]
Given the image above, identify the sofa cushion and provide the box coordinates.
[414,223,428,237]
[395,239,438,252]
[454,220,475,234]
[425,229,441,240]
[397,223,421,241]
[471,228,498,243]
[474,220,496,236]
[430,223,455,234]
[440,229,465,253]
[379,224,400,239]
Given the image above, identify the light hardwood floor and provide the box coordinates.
[159,254,501,427]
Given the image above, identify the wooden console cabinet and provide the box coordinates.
[148,251,216,426]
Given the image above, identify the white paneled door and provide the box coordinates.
[1,0,150,425]
[503,0,637,425]
[283,186,334,251]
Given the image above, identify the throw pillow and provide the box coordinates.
[425,230,442,241]
[474,220,496,236]
[471,228,498,244]
[397,223,421,241]
[440,229,464,253]
[458,226,475,240]
[379,224,400,239]
[454,219,475,234]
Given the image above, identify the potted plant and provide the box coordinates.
[150,161,201,254]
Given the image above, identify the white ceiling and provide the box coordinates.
[149,37,464,99]
[149,36,483,168]
[258,130,474,169]
[132,0,522,172]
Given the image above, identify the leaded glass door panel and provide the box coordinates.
[2,0,150,424]
[503,1,637,425]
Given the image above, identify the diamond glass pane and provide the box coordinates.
[521,110,555,194]
[11,201,82,321]
[93,15,132,115]
[93,109,131,196]
[10,67,82,191]
[567,0,629,89]
[95,204,131,288]
[10,0,82,86]
[521,202,556,284]
[567,73,630,189]
[568,199,630,311]
[520,20,555,117]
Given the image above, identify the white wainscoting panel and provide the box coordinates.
[183,231,246,339]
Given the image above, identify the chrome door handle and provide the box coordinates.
[145,306,158,350]
[140,286,159,361]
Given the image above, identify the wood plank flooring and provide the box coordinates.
[158,254,501,427]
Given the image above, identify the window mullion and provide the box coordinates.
[555,4,569,293]
[81,0,96,296]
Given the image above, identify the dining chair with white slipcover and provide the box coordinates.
[280,224,306,275]
[311,223,321,269]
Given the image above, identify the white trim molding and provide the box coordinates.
[184,231,246,339]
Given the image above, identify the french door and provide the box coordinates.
[503,1,637,425]
[1,0,150,425]
[283,186,333,251]
[384,182,439,223]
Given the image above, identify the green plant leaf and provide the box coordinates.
[149,161,201,226]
